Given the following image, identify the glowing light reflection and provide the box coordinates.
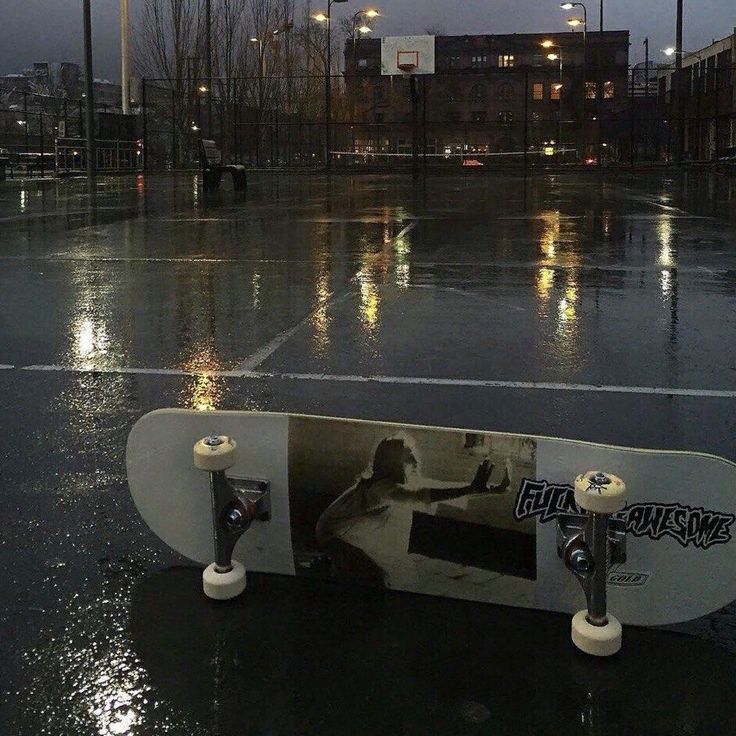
[661,269,672,296]
[536,267,555,301]
[180,344,226,412]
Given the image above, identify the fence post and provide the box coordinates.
[39,113,44,177]
[630,67,635,167]
[141,78,148,171]
[523,70,529,170]
[171,87,178,168]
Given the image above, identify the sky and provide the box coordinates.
[0,0,733,80]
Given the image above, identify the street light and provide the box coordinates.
[313,0,349,170]
[542,41,564,149]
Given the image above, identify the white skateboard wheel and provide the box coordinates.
[574,471,626,514]
[193,435,237,471]
[571,610,622,656]
[202,561,246,600]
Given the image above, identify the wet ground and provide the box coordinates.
[1,169,736,735]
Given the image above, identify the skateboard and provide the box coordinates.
[126,409,736,656]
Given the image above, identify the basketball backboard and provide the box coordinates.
[381,35,435,76]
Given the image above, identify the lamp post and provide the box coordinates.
[314,0,349,170]
[250,37,266,163]
[542,41,564,150]
[561,4,587,156]
[120,0,130,114]
[82,0,96,183]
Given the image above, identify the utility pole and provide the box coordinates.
[120,0,130,114]
[83,0,96,182]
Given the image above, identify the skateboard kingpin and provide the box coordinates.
[127,410,736,656]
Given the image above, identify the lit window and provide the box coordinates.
[550,83,561,100]
[603,81,614,99]
[498,55,514,68]
[471,55,488,68]
[533,83,544,100]
[585,81,596,99]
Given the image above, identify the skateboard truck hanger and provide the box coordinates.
[557,471,627,656]
[193,435,271,600]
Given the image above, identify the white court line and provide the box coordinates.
[15,364,736,399]
[0,365,14,370]
[238,290,355,371]
[238,221,417,372]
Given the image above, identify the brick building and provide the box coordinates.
[342,31,630,161]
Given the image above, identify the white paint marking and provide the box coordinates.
[238,290,355,371]
[237,220,416,371]
[15,364,736,399]
[0,364,14,370]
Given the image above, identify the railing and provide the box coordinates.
[55,138,143,174]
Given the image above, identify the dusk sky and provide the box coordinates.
[0,0,733,80]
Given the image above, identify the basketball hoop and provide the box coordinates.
[397,51,420,73]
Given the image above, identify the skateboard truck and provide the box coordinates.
[193,435,271,600]
[557,471,627,656]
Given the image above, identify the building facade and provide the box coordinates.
[343,31,630,162]
[657,29,736,160]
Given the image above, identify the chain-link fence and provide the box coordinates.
[137,65,736,171]
[2,65,734,176]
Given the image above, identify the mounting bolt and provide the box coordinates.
[591,472,611,486]
[204,436,225,447]
[569,547,595,575]
[224,506,248,531]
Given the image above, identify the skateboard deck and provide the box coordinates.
[126,409,736,627]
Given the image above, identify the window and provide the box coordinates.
[471,111,487,122]
[585,82,596,99]
[550,83,561,101]
[374,113,384,124]
[603,81,614,99]
[471,55,488,68]
[532,54,545,67]
[497,81,514,101]
[498,54,514,68]
[532,83,544,100]
[358,58,368,70]
[498,111,514,125]
[448,56,461,68]
[469,83,486,104]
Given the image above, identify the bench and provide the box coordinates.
[199,139,246,193]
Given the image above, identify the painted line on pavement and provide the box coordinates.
[15,364,736,399]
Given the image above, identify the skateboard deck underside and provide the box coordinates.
[126,410,736,626]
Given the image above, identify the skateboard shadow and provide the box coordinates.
[130,567,736,736]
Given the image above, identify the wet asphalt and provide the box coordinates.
[1,170,736,735]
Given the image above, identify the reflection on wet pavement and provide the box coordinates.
[2,170,736,734]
